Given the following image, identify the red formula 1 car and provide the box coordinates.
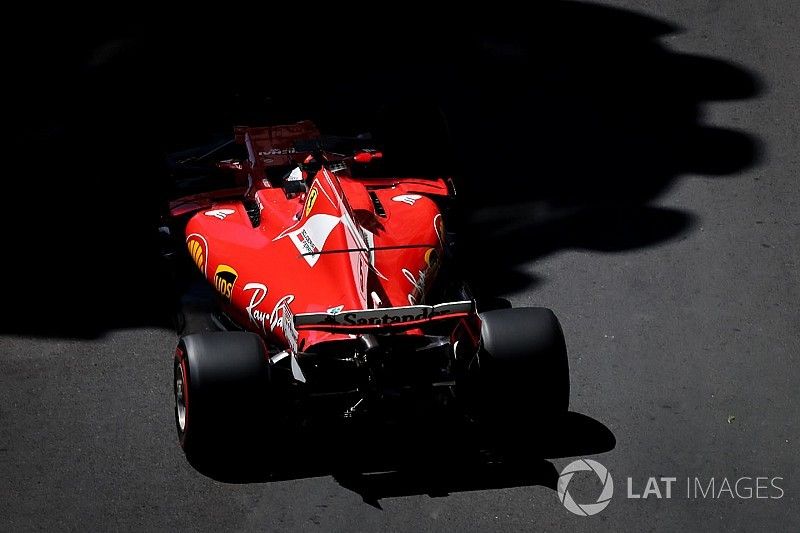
[164,121,569,465]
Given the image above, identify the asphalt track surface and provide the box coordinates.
[2,2,799,531]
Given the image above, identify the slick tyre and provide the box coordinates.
[174,332,270,467]
[475,307,570,428]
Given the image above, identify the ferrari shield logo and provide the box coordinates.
[304,187,319,217]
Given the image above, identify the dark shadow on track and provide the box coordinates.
[376,4,764,298]
[3,1,762,336]
[188,412,615,506]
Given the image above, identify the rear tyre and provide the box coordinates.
[472,307,570,432]
[174,332,271,468]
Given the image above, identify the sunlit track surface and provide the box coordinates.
[2,1,798,530]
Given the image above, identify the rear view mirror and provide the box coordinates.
[353,150,383,164]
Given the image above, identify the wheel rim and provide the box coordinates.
[175,360,187,433]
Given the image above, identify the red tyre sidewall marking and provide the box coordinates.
[175,346,190,447]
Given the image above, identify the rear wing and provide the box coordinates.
[294,301,474,332]
[235,121,375,169]
[235,120,321,169]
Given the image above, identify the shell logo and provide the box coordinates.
[186,234,208,275]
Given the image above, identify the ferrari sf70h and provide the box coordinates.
[163,121,569,466]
